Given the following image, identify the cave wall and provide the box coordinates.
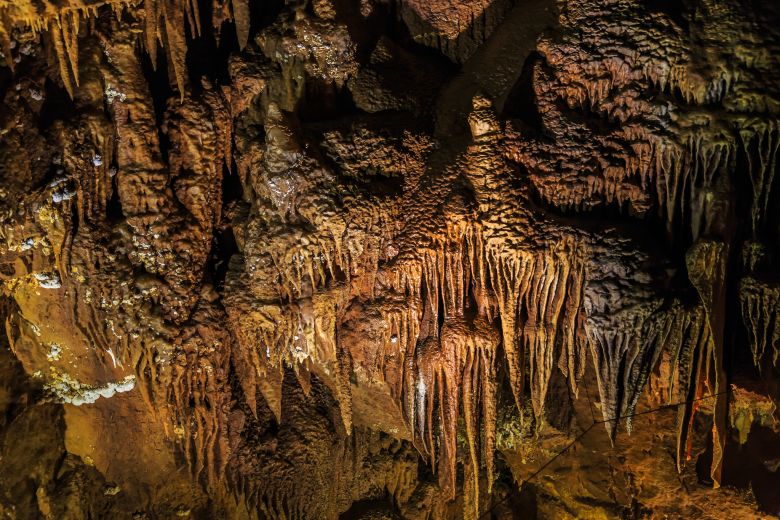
[0,0,779,518]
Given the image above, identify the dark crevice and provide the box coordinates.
[70,192,80,238]
[642,0,690,33]
[208,165,242,292]
[106,168,124,224]
[139,43,174,164]
[340,495,403,519]
[502,51,544,132]
[38,78,77,131]
[249,0,286,40]
[184,0,236,91]
[297,78,360,122]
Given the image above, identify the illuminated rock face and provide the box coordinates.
[1,0,779,518]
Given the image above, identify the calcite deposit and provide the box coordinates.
[0,0,779,518]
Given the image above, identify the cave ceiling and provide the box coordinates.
[0,0,779,518]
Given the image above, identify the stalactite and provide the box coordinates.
[685,240,729,486]
[163,302,232,488]
[406,313,499,517]
[334,326,355,434]
[62,12,80,89]
[160,0,189,98]
[231,0,250,50]
[739,119,780,236]
[49,16,77,98]
[652,134,736,241]
[0,0,211,99]
[658,302,710,473]
[0,11,13,70]
[143,0,158,65]
[585,301,663,439]
[739,277,780,369]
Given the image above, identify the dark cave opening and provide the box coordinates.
[642,0,690,33]
[502,51,544,132]
[697,424,780,516]
[208,164,242,291]
[139,43,174,163]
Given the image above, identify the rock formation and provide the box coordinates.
[0,0,779,518]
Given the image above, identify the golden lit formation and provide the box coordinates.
[0,0,778,518]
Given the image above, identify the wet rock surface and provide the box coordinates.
[0,0,779,518]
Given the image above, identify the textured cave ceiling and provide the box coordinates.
[0,0,779,518]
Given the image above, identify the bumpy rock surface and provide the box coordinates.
[1,0,779,518]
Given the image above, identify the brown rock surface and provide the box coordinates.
[1,0,779,518]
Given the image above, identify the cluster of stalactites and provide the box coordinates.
[739,277,780,370]
[232,215,590,517]
[577,116,779,244]
[529,0,779,238]
[652,133,734,236]
[0,1,134,96]
[390,223,587,417]
[139,0,251,98]
[739,119,780,236]
[662,299,728,486]
[658,303,710,468]
[163,304,233,488]
[589,282,729,486]
[406,315,499,517]
[0,0,252,99]
[670,241,730,487]
[385,224,585,518]
[224,118,777,509]
[584,300,665,440]
[660,117,780,235]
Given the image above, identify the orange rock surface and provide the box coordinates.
[1,0,779,518]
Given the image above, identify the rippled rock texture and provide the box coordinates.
[1,0,779,518]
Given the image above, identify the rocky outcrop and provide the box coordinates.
[1,0,779,518]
